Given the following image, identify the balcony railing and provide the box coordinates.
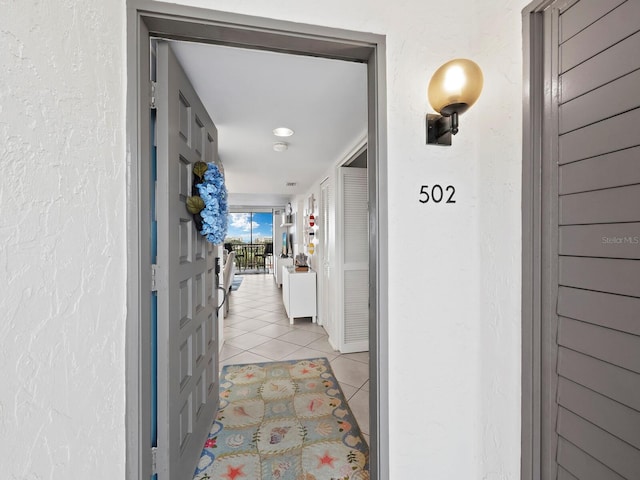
[224,243,273,272]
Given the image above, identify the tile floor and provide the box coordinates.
[220,273,370,444]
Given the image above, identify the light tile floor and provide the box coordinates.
[220,273,370,443]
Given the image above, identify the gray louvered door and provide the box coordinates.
[543,1,640,478]
[339,166,369,353]
[156,41,220,480]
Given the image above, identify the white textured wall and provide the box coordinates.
[0,0,126,478]
[472,3,527,477]
[1,0,528,478]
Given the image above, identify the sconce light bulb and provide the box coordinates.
[444,65,466,93]
[428,58,483,116]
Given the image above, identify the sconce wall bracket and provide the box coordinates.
[426,113,452,146]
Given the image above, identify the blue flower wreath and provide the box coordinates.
[187,162,228,244]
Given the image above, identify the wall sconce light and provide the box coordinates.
[426,58,483,146]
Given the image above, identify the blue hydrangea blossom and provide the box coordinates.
[196,163,228,244]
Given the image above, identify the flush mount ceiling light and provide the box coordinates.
[426,58,483,146]
[273,142,289,152]
[273,127,294,137]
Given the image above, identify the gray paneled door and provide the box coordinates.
[155,41,220,479]
[540,1,640,478]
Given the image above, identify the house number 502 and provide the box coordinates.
[418,184,456,204]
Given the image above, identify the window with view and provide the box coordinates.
[225,212,273,245]
[224,212,274,271]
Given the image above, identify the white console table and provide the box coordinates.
[282,266,317,324]
[273,256,294,287]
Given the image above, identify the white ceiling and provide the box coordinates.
[170,41,368,208]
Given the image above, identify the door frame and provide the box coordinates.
[125,2,389,479]
[521,1,572,479]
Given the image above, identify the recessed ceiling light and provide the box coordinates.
[273,127,294,137]
[273,142,289,152]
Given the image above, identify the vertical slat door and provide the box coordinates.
[156,41,220,480]
[549,1,640,478]
[338,166,369,353]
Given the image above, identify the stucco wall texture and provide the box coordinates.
[1,0,127,478]
[0,0,528,478]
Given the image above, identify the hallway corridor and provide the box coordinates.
[220,273,370,442]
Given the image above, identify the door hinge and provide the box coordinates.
[151,264,158,292]
[151,446,158,475]
[150,81,157,109]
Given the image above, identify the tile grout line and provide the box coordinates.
[221,274,369,434]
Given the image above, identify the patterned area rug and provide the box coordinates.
[193,357,369,480]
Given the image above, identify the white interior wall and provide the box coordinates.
[297,139,367,266]
[472,2,527,475]
[1,0,529,478]
[273,209,286,259]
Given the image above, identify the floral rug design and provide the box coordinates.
[193,357,369,480]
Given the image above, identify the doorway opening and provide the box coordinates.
[126,2,388,479]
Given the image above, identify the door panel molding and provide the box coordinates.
[155,41,220,479]
[126,2,388,479]
[522,1,566,478]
